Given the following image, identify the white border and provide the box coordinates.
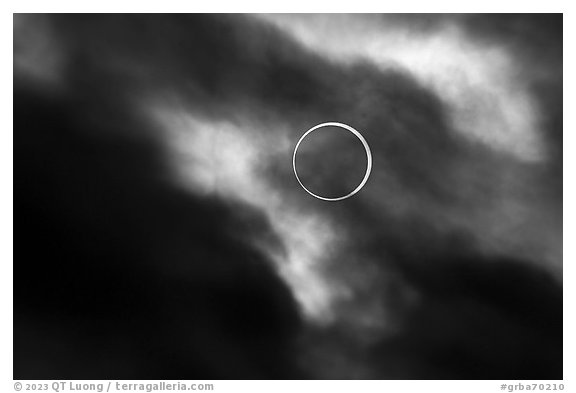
[4,4,571,390]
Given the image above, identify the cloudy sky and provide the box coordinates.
[14,14,562,379]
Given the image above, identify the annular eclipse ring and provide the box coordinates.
[292,122,372,202]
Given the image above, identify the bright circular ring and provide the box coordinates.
[293,122,372,202]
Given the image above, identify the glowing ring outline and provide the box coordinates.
[292,122,372,202]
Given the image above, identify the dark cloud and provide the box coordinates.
[14,83,304,379]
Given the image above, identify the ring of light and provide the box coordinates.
[293,122,372,202]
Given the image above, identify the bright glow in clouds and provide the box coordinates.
[145,14,557,327]
[14,14,63,87]
[256,14,543,162]
[151,107,349,325]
